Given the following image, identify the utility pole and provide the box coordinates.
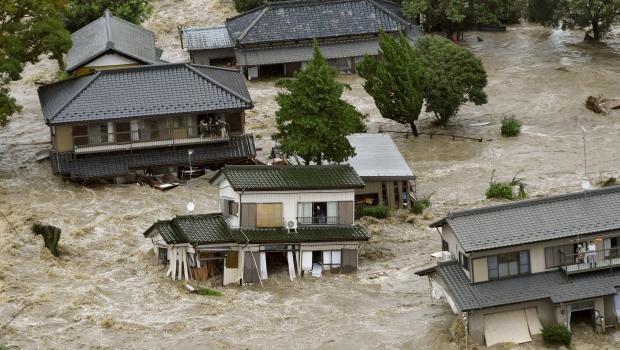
[580,126,590,190]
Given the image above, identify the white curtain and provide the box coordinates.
[327,202,338,218]
[259,252,268,280]
[301,251,313,271]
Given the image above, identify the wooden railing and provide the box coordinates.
[560,247,620,275]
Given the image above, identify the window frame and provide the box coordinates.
[459,252,470,271]
[487,250,530,280]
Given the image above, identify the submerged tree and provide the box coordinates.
[357,31,426,136]
[528,0,619,41]
[0,0,71,127]
[274,42,366,165]
[415,35,487,125]
[64,0,153,32]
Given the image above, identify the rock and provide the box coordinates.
[555,66,569,72]
[586,96,606,114]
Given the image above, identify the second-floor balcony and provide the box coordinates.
[296,216,339,225]
[73,125,228,154]
[560,247,620,275]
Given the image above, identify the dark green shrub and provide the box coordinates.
[361,205,391,219]
[195,287,223,297]
[501,116,521,137]
[411,198,431,214]
[542,324,571,346]
[233,0,263,13]
[602,177,617,187]
[486,182,514,199]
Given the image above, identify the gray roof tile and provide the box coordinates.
[425,262,620,311]
[211,165,366,191]
[38,64,252,125]
[182,27,234,50]
[225,0,418,45]
[345,133,414,180]
[432,186,620,252]
[67,9,162,71]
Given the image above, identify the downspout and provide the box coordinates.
[178,25,184,50]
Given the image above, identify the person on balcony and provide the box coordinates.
[576,243,586,264]
[199,119,209,139]
[587,241,597,268]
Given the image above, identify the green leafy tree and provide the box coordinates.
[0,0,71,127]
[555,0,620,40]
[415,35,487,125]
[357,31,425,136]
[64,0,153,32]
[233,0,264,13]
[274,42,366,165]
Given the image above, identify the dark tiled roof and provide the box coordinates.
[232,226,370,243]
[210,165,365,191]
[425,262,620,311]
[38,64,252,125]
[182,27,234,50]
[225,0,418,45]
[235,38,380,66]
[67,9,162,71]
[145,214,234,244]
[431,186,620,252]
[51,135,256,179]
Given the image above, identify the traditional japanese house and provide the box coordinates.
[344,133,415,209]
[66,9,165,77]
[416,186,620,346]
[38,63,255,181]
[180,0,422,79]
[143,165,370,285]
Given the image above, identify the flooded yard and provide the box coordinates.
[1,0,620,348]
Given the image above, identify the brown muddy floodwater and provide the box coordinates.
[1,0,620,347]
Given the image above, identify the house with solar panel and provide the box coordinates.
[66,9,165,77]
[180,0,422,79]
[416,186,620,346]
[143,165,370,285]
[37,64,256,181]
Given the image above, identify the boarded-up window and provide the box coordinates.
[256,203,282,227]
[338,201,353,225]
[341,249,358,273]
[240,203,257,227]
[226,251,239,268]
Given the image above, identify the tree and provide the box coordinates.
[0,0,71,127]
[554,0,619,40]
[233,0,264,13]
[63,0,153,33]
[415,35,487,125]
[357,31,426,136]
[273,42,366,165]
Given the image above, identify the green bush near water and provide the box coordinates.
[501,116,522,137]
[411,198,431,214]
[360,205,391,219]
[542,324,571,346]
[486,172,528,200]
[195,287,223,297]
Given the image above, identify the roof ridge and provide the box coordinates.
[183,25,227,31]
[447,185,620,219]
[186,64,252,104]
[236,6,270,42]
[190,64,242,73]
[46,72,101,122]
[97,63,185,74]
[70,12,106,36]
[366,0,411,27]
[104,9,112,41]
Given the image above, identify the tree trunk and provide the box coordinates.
[409,122,419,137]
[591,19,600,40]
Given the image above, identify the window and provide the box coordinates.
[544,244,573,268]
[114,121,131,142]
[322,250,342,270]
[221,199,238,217]
[459,252,469,271]
[297,202,338,224]
[225,251,238,268]
[487,250,529,280]
[441,239,449,252]
[256,203,282,227]
[72,125,89,146]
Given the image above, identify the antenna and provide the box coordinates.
[580,126,590,190]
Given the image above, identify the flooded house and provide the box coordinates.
[180,0,422,79]
[37,63,256,181]
[416,186,620,346]
[66,9,165,77]
[344,133,415,209]
[143,165,370,285]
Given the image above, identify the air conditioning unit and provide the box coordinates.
[286,219,298,233]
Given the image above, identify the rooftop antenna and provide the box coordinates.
[580,126,591,191]
[186,149,195,214]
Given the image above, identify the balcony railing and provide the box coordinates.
[73,125,228,154]
[296,216,339,225]
[560,247,620,275]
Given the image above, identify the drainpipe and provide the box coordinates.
[178,25,184,50]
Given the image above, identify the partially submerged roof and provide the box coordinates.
[225,0,419,45]
[182,26,234,50]
[144,213,369,244]
[431,186,620,253]
[38,64,252,125]
[344,133,414,180]
[419,262,620,311]
[210,165,365,191]
[67,9,163,72]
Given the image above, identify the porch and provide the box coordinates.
[560,248,620,275]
